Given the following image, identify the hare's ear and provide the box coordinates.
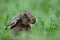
[5,17,20,30]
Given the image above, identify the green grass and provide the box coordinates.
[0,0,60,40]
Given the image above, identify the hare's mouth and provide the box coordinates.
[31,19,37,24]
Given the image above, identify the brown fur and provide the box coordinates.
[5,11,36,34]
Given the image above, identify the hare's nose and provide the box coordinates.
[32,19,36,24]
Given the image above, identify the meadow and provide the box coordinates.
[0,0,60,40]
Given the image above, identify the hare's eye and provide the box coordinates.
[24,14,28,18]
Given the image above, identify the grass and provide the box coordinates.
[0,0,60,40]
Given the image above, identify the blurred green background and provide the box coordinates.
[0,0,60,40]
